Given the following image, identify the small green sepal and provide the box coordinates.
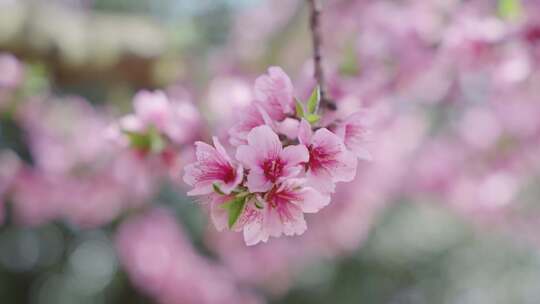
[213,183,225,195]
[221,196,248,229]
[307,86,320,114]
[295,98,305,118]
[306,113,321,124]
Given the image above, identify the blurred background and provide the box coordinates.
[2,0,540,303]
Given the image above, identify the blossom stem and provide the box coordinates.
[307,0,336,111]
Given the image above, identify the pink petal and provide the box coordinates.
[212,136,232,164]
[194,141,219,161]
[228,103,271,146]
[306,170,336,194]
[276,118,300,140]
[183,141,239,196]
[254,67,294,120]
[235,145,258,169]
[295,186,331,213]
[311,128,343,153]
[255,102,275,126]
[279,204,307,236]
[243,217,268,246]
[246,169,273,193]
[281,144,309,166]
[280,165,303,182]
[219,164,244,194]
[183,163,212,196]
[310,128,357,183]
[235,200,263,230]
[246,125,282,160]
[264,208,283,237]
[333,149,358,183]
[297,119,313,145]
[210,195,232,231]
[335,110,373,159]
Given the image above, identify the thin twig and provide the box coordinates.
[307,0,336,111]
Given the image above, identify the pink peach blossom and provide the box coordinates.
[184,137,244,196]
[228,103,272,146]
[239,178,330,246]
[120,90,200,145]
[254,66,295,121]
[298,119,357,193]
[334,111,373,161]
[236,125,308,193]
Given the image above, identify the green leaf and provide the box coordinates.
[147,127,165,153]
[339,40,360,76]
[295,98,305,118]
[22,63,50,96]
[213,183,225,195]
[306,113,320,124]
[126,132,151,150]
[498,0,522,20]
[307,86,320,114]
[150,133,165,153]
[222,196,247,229]
[124,127,165,153]
[254,198,264,209]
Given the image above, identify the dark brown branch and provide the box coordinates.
[307,0,336,111]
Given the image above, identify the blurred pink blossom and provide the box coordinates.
[120,89,200,145]
[116,208,262,304]
[11,97,156,227]
[0,53,23,89]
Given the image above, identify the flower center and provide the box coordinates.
[221,164,236,183]
[262,158,284,183]
[197,162,236,184]
[345,123,364,145]
[265,186,298,209]
[308,144,337,171]
[526,25,540,44]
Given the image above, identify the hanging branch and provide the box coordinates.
[307,0,336,111]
